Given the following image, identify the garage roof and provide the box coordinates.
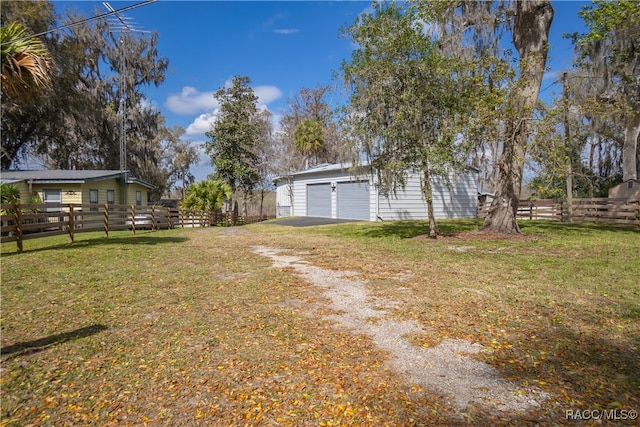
[274,162,480,183]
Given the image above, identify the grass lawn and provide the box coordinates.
[1,220,639,425]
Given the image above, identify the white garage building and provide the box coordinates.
[274,163,479,221]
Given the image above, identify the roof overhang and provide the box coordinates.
[0,170,155,189]
[274,162,480,185]
[126,177,155,189]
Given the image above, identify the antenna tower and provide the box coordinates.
[103,2,150,203]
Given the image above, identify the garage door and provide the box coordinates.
[307,183,331,217]
[337,181,370,220]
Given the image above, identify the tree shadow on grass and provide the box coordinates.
[1,324,108,360]
[519,220,640,235]
[358,219,482,239]
[1,235,190,256]
[356,219,638,239]
[496,324,640,412]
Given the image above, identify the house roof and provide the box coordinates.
[0,170,155,189]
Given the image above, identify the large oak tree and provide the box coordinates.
[1,1,174,199]
[480,1,554,233]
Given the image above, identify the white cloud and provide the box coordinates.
[543,70,561,83]
[262,12,287,29]
[185,110,219,136]
[269,112,283,135]
[168,84,282,116]
[273,28,299,35]
[254,85,283,107]
[180,84,282,138]
[139,96,157,111]
[165,86,218,115]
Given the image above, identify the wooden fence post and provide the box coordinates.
[68,204,75,243]
[104,203,109,237]
[14,204,23,252]
[130,205,136,234]
[529,200,534,220]
[151,205,156,231]
[636,199,640,228]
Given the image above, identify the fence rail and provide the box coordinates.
[478,198,640,226]
[1,203,271,252]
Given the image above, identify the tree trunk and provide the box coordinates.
[481,140,524,233]
[421,163,438,239]
[481,0,554,234]
[233,200,239,224]
[259,188,264,217]
[565,157,574,222]
[622,110,640,181]
[242,193,248,218]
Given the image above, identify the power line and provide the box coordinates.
[540,73,605,94]
[0,0,156,46]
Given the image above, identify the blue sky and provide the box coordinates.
[53,0,591,181]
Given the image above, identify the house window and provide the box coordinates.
[43,189,62,212]
[89,189,99,212]
[629,181,634,189]
[107,190,115,205]
[136,191,142,206]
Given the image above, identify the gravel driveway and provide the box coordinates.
[254,246,549,418]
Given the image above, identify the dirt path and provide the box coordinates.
[254,246,548,416]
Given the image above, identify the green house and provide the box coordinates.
[0,170,154,208]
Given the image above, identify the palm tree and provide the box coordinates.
[294,118,324,169]
[1,22,52,104]
[181,179,233,212]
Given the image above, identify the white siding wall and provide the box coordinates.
[292,179,307,216]
[377,173,427,220]
[275,181,292,217]
[377,169,479,220]
[431,171,479,218]
[281,165,478,221]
